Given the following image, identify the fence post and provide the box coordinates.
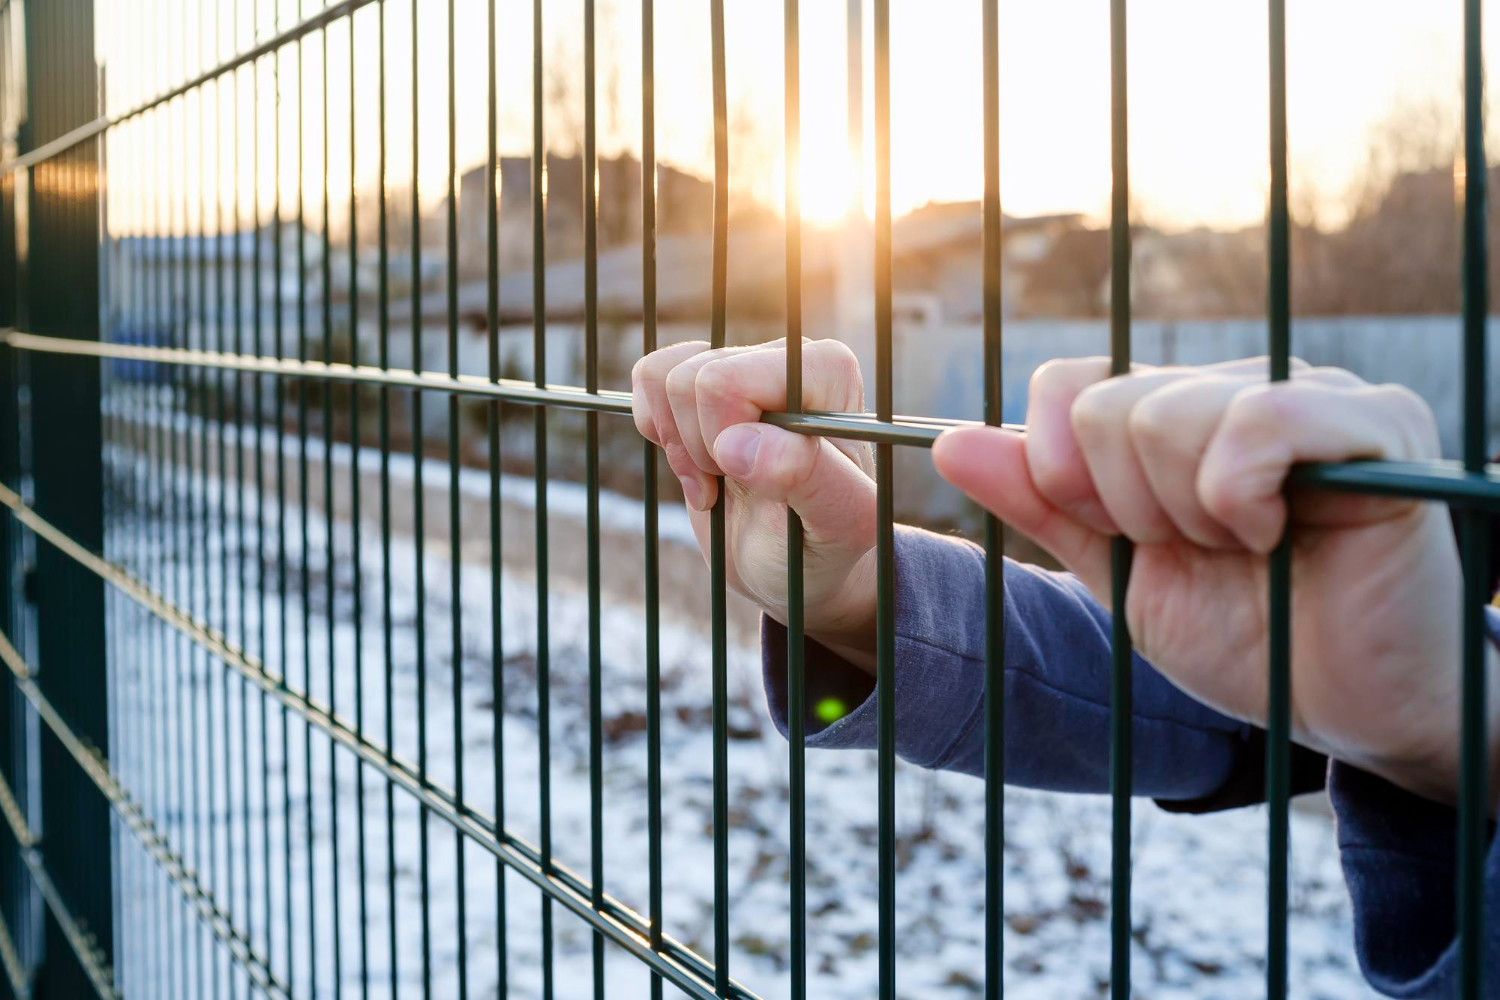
[21,1,112,997]
[0,3,30,997]
[0,330,18,1000]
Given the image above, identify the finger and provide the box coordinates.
[1072,369,1202,544]
[665,345,750,476]
[1024,356,1121,534]
[634,340,714,508]
[633,341,708,442]
[1029,356,1301,540]
[1198,380,1440,553]
[932,425,1111,596]
[1127,376,1250,548]
[1127,365,1362,548]
[631,357,662,444]
[713,423,876,553]
[696,338,868,467]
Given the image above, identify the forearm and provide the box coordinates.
[761,525,1280,801]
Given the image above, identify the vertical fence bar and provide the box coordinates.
[375,3,400,994]
[531,1,555,994]
[230,14,251,999]
[783,3,807,999]
[444,0,469,995]
[582,0,606,996]
[174,72,192,1000]
[347,11,369,997]
[1459,1,1490,996]
[167,74,187,1000]
[215,29,234,999]
[409,1,434,994]
[1107,1,1133,996]
[250,5,271,982]
[180,48,201,997]
[210,14,234,989]
[272,6,297,989]
[871,1,896,997]
[980,0,1005,996]
[320,19,344,997]
[485,0,508,992]
[193,36,212,994]
[641,0,664,995]
[707,1,730,993]
[1264,0,1292,996]
[295,8,323,986]
[151,89,172,1000]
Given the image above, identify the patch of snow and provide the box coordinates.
[98,437,1375,999]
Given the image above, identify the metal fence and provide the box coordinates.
[0,0,1493,998]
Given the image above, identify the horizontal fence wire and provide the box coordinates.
[0,708,116,1000]
[12,328,1500,498]
[0,476,766,1000]
[0,625,272,1000]
[0,905,28,1000]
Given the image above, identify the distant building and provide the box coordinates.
[107,225,313,353]
[450,153,713,282]
[888,201,1088,323]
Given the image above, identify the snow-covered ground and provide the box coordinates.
[97,419,1375,999]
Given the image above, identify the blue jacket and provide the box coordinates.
[760,526,1500,997]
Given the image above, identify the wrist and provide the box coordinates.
[1367,637,1500,816]
[803,548,880,675]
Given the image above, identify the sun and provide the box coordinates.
[796,152,858,227]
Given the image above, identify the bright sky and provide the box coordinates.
[96,0,1491,236]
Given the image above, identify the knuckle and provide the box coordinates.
[690,359,738,407]
[1197,468,1241,522]
[811,337,858,368]
[1369,383,1440,455]
[1301,365,1363,388]
[693,359,735,402]
[1031,356,1109,400]
[1223,383,1285,430]
[1126,392,1176,448]
[812,338,865,390]
[1069,379,1122,441]
[1371,381,1430,419]
[664,359,699,402]
[641,341,707,383]
[662,436,696,475]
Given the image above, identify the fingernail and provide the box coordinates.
[679,474,705,510]
[714,424,763,478]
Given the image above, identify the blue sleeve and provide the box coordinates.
[760,524,1263,801]
[1328,605,1500,998]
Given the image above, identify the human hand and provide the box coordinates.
[932,356,1500,807]
[631,339,879,668]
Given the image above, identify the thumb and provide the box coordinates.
[713,422,876,552]
[932,425,1110,595]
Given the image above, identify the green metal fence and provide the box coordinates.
[0,0,1493,998]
